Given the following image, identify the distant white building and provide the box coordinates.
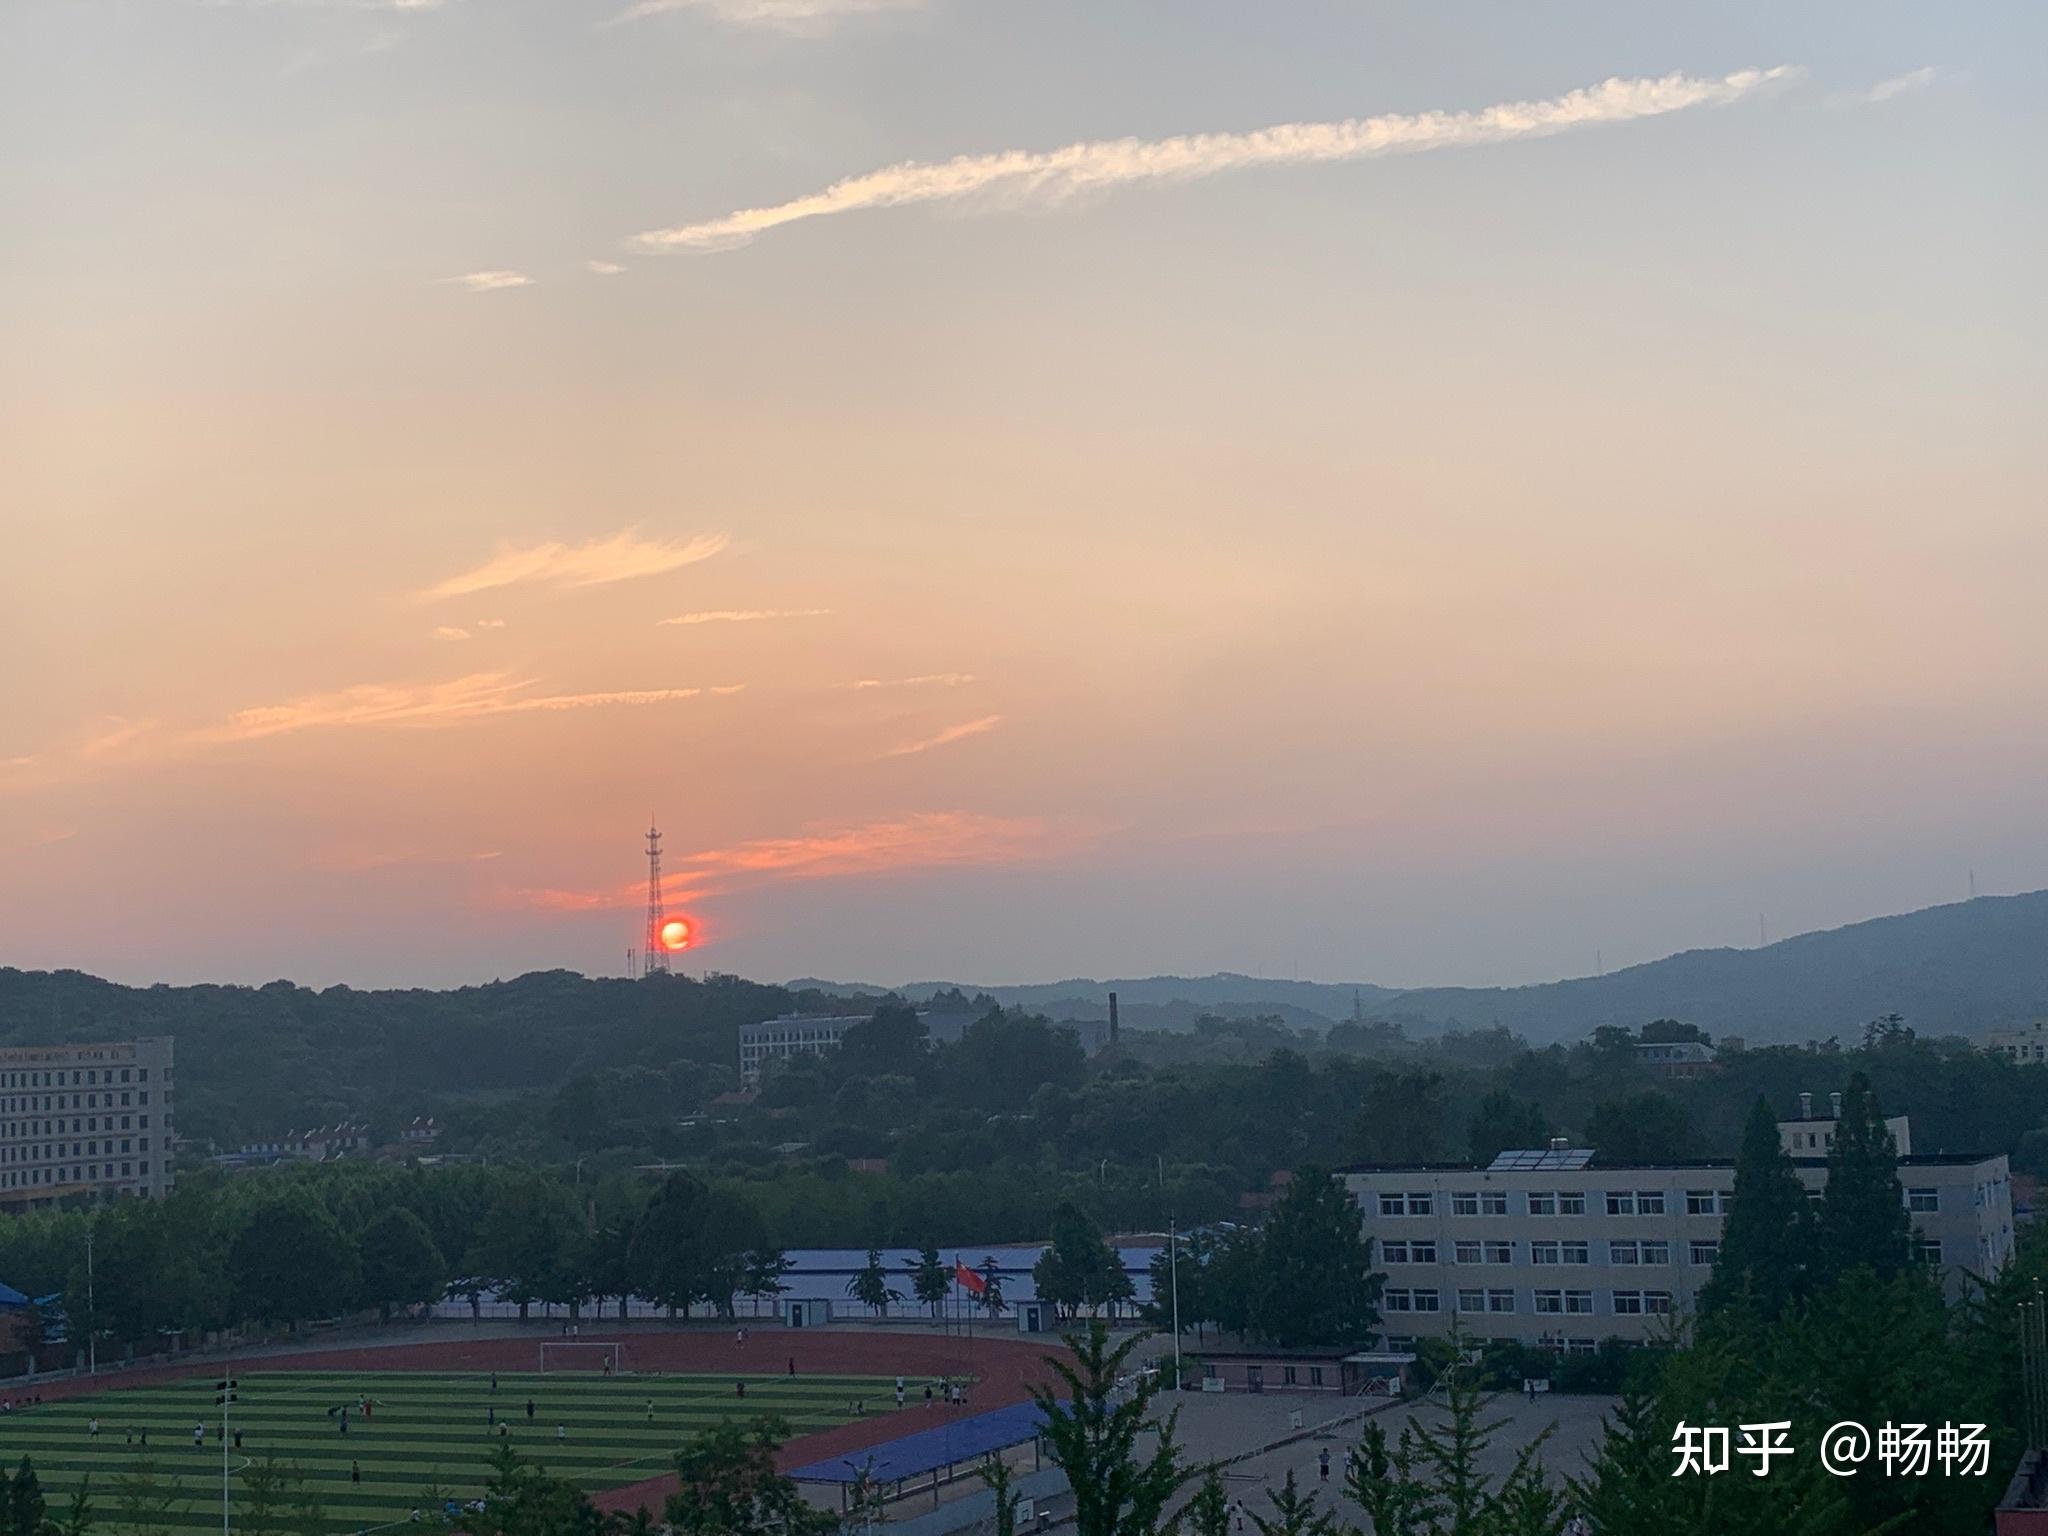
[1778,1090,1912,1158]
[739,1007,1099,1083]
[0,1036,177,1207]
[1634,1040,1717,1079]
[1985,1020,2048,1066]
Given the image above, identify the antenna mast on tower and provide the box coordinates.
[643,818,670,977]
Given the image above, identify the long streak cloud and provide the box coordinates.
[631,67,1800,254]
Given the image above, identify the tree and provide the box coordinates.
[358,1206,447,1321]
[1584,1092,1696,1164]
[845,1248,899,1316]
[1466,1090,1549,1166]
[910,1241,951,1319]
[1248,1471,1344,1536]
[1815,1072,1913,1284]
[1699,1096,1813,1323]
[1033,1322,1190,1536]
[236,1455,295,1536]
[110,1454,185,1536]
[1249,1165,1382,1348]
[1353,1068,1447,1162]
[1035,1204,1122,1320]
[976,1256,1009,1318]
[229,1195,361,1330]
[837,1000,929,1077]
[693,1188,768,1318]
[627,1172,709,1318]
[978,1455,1022,1536]
[1179,1469,1232,1536]
[6,1457,46,1536]
[740,1249,793,1317]
[666,1417,836,1536]
[469,1440,608,1536]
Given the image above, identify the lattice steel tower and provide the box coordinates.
[643,817,670,976]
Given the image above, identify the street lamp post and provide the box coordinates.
[85,1227,96,1377]
[1168,1216,1182,1392]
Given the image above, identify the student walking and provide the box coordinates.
[89,1418,98,1439]
[351,1462,361,1487]
[1318,1448,1330,1484]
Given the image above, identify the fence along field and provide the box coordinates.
[3,1365,894,1530]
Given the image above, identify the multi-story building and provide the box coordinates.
[0,1037,176,1208]
[1986,1020,2048,1066]
[1634,1040,1718,1079]
[1343,1109,2011,1352]
[738,1006,1108,1084]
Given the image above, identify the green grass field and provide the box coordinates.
[3,1368,896,1532]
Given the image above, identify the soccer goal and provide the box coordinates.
[538,1342,624,1374]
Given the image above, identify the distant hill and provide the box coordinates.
[1374,891,2048,1045]
[795,892,2048,1046]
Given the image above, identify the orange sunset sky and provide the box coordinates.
[3,1,2043,989]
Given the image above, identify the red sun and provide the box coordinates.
[659,918,693,952]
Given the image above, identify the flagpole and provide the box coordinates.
[1169,1215,1182,1392]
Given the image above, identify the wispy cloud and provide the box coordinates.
[658,607,833,627]
[1830,67,1944,106]
[76,717,159,759]
[587,260,627,276]
[630,67,1800,254]
[612,0,926,31]
[852,672,975,689]
[424,529,729,600]
[205,672,710,742]
[430,626,472,642]
[446,270,534,293]
[884,714,1003,757]
[496,810,1082,911]
[474,618,507,629]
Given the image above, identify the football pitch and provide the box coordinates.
[3,1367,897,1531]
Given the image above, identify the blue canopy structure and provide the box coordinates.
[791,1402,1048,1485]
[0,1281,31,1309]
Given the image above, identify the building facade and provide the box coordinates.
[0,1037,176,1208]
[737,1007,1104,1083]
[1987,1020,2048,1065]
[1343,1125,2011,1352]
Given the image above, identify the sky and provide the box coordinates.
[2,1,2044,992]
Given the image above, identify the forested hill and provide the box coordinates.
[0,967,797,1149]
[1380,891,2048,1044]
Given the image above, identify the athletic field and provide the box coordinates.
[2,1366,898,1531]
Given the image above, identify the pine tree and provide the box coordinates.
[1250,1164,1382,1348]
[1699,1097,1812,1322]
[911,1241,951,1319]
[1248,1470,1345,1536]
[6,1456,47,1536]
[1179,1469,1232,1536]
[1815,1072,1913,1284]
[1033,1320,1191,1536]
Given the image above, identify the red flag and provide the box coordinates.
[954,1260,987,1296]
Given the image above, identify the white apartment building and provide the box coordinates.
[1986,1020,2048,1065]
[0,1036,176,1208]
[1343,1117,2011,1352]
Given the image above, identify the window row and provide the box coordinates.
[1382,1239,1723,1266]
[1382,1287,1674,1316]
[1377,1188,1738,1218]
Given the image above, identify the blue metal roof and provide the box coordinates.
[790,1402,1048,1485]
[0,1280,29,1309]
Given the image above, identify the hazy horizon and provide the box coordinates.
[5,2,2044,991]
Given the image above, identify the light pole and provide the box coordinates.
[215,1376,238,1536]
[1168,1217,1182,1392]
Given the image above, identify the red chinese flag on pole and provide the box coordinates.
[954,1260,987,1296]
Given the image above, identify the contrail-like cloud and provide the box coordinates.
[884,714,1003,758]
[631,67,1800,254]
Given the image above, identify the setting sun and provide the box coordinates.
[659,919,692,952]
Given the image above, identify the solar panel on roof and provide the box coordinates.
[1487,1148,1592,1171]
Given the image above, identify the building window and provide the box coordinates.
[1639,1242,1670,1266]
[1566,1337,1597,1354]
[1561,1241,1589,1264]
[1412,1290,1441,1313]
[1564,1290,1594,1314]
[1689,1241,1721,1266]
[1610,1241,1640,1265]
[1383,1241,1409,1264]
[1528,1192,1556,1216]
[1918,1239,1944,1265]
[1644,1291,1673,1315]
[1531,1241,1560,1265]
[1410,1241,1437,1264]
[1380,1194,1407,1217]
[1454,1241,1482,1265]
[1384,1289,1413,1312]
[1310,1367,1325,1387]
[1612,1291,1644,1315]
[1686,1190,1716,1215]
[1606,1192,1636,1216]
[1457,1289,1485,1314]
[1558,1192,1586,1216]
[1907,1188,1939,1213]
[1407,1193,1434,1216]
[1283,1366,1298,1385]
[1485,1241,1513,1265]
[1534,1289,1563,1314]
[1637,1191,1666,1215]
[1453,1192,1479,1216]
[1486,1289,1515,1313]
[1480,1191,1507,1216]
